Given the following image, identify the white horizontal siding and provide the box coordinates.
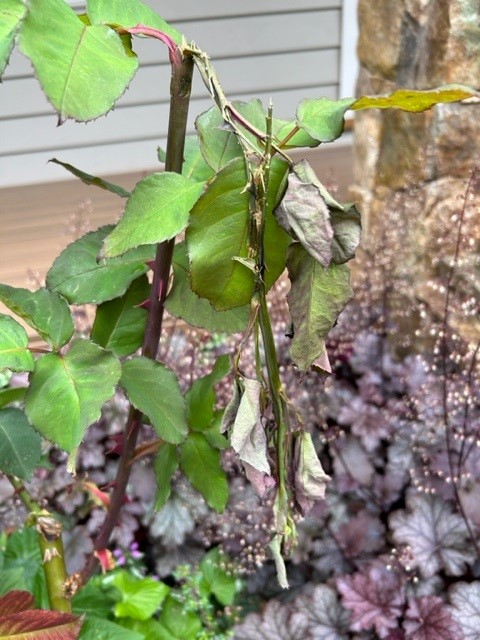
[1,1,345,187]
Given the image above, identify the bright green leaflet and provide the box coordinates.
[187,157,290,311]
[91,275,150,357]
[296,96,355,143]
[287,244,353,371]
[121,357,188,444]
[110,571,170,621]
[199,548,238,606]
[166,243,249,333]
[154,444,179,510]
[72,579,115,620]
[79,617,143,640]
[86,0,182,45]
[179,432,228,512]
[0,315,34,372]
[185,354,230,431]
[46,226,155,305]
[19,0,139,123]
[0,285,74,350]
[0,409,42,480]
[0,387,26,409]
[25,339,121,453]
[159,595,202,639]
[49,159,131,198]
[0,0,26,77]
[180,135,216,183]
[102,173,204,258]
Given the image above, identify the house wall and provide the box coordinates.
[0,0,357,187]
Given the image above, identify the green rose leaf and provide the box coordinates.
[19,0,139,123]
[0,408,42,480]
[274,119,318,149]
[0,0,27,77]
[287,244,353,371]
[154,443,179,510]
[181,136,216,183]
[165,242,249,333]
[296,97,355,143]
[91,275,150,356]
[49,159,131,198]
[111,571,170,621]
[195,106,243,172]
[352,85,477,113]
[87,0,182,45]
[25,339,121,452]
[102,173,204,258]
[0,387,27,409]
[0,315,34,372]
[0,285,74,349]
[293,431,331,516]
[121,357,188,444]
[46,226,155,305]
[185,354,230,431]
[187,157,290,310]
[179,432,228,512]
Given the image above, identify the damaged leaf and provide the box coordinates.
[294,431,330,515]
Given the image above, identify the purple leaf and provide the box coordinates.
[293,584,350,639]
[449,581,480,640]
[233,599,308,640]
[403,596,463,640]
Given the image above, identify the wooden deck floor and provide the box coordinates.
[0,144,353,290]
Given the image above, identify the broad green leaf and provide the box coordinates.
[187,157,290,310]
[79,616,144,640]
[297,96,355,143]
[0,386,27,409]
[181,136,216,183]
[0,0,27,77]
[352,85,476,112]
[195,106,243,172]
[46,226,155,305]
[3,528,42,591]
[121,357,188,444]
[203,410,229,450]
[159,595,202,639]
[293,431,330,515]
[110,571,169,621]
[0,285,74,349]
[185,354,230,431]
[87,0,182,45]
[231,378,270,474]
[0,568,27,596]
[165,243,249,333]
[154,443,179,510]
[25,339,121,452]
[287,244,352,371]
[91,275,150,356]
[117,617,168,640]
[274,119,319,149]
[179,432,228,512]
[102,173,204,258]
[72,579,114,620]
[0,315,34,372]
[49,158,131,197]
[19,0,139,123]
[0,409,42,480]
[200,548,238,606]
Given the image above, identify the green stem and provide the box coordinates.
[7,475,71,613]
[77,51,194,590]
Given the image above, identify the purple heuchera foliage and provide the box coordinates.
[403,596,463,640]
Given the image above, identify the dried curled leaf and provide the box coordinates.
[294,431,330,515]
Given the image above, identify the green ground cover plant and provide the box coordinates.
[0,0,478,637]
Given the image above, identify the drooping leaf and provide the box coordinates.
[181,136,216,183]
[49,159,131,197]
[0,285,74,350]
[352,85,477,113]
[0,315,34,372]
[231,378,270,474]
[25,339,121,453]
[274,166,333,267]
[46,226,155,305]
[220,378,242,434]
[102,173,204,258]
[390,492,475,578]
[195,106,244,172]
[187,157,290,310]
[286,244,352,371]
[185,354,230,431]
[449,582,480,640]
[86,0,182,45]
[337,563,405,637]
[199,548,238,606]
[233,597,307,640]
[179,432,228,512]
[0,408,42,480]
[91,275,150,356]
[292,159,361,264]
[154,443,179,510]
[165,243,249,333]
[293,431,330,516]
[19,0,139,123]
[0,0,27,77]
[121,357,188,444]
[297,97,355,143]
[110,571,169,621]
[403,596,463,640]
